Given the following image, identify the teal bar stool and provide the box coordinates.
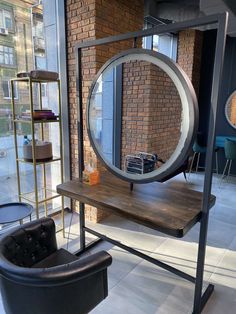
[189,141,207,175]
[189,137,219,177]
[221,138,236,181]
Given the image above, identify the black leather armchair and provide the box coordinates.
[0,217,112,314]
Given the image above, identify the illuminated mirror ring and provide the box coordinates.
[225,90,236,129]
[87,48,198,183]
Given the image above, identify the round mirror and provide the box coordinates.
[87,49,198,183]
[225,91,236,129]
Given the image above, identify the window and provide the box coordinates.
[35,56,46,69]
[143,19,177,61]
[35,20,44,39]
[41,83,47,97]
[153,34,177,61]
[0,9,13,30]
[2,80,18,99]
[0,45,15,66]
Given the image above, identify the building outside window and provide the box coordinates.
[2,80,18,99]
[0,45,14,66]
[0,0,68,209]
[0,1,44,204]
[0,9,13,30]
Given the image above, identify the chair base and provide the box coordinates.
[189,151,219,179]
[220,159,233,184]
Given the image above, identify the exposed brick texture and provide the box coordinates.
[122,61,181,166]
[177,29,203,97]
[66,1,203,223]
[66,0,144,222]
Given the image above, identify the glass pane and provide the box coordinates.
[35,56,46,69]
[0,10,3,28]
[4,53,9,64]
[2,81,10,98]
[14,83,18,99]
[0,1,63,219]
[9,53,13,65]
[5,17,12,29]
[153,35,159,51]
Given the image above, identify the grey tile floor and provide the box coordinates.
[0,172,236,313]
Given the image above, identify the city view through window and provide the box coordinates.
[0,0,61,214]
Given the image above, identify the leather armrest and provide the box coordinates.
[0,251,112,287]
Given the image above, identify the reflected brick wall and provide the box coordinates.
[122,61,181,167]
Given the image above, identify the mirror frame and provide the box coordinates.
[86,48,199,183]
[225,90,236,130]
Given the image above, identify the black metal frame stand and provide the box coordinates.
[74,13,228,314]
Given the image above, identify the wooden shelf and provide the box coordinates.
[13,118,60,124]
[17,156,61,165]
[11,77,59,83]
[57,173,216,238]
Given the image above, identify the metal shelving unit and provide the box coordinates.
[11,77,65,235]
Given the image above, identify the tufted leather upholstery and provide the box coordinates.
[1,218,57,268]
[0,217,112,314]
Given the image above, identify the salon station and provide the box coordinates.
[0,1,236,314]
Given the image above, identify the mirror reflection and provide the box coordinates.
[225,91,236,129]
[89,59,182,175]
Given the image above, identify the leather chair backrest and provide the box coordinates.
[0,218,57,268]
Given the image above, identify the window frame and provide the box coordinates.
[0,45,15,66]
[143,19,178,62]
[2,80,18,100]
[0,8,13,31]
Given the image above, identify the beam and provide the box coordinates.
[75,13,225,49]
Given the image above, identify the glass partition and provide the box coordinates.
[0,1,63,214]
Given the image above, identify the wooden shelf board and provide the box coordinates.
[14,119,60,124]
[17,157,61,165]
[57,174,216,238]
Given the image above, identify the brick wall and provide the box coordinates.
[122,60,150,163]
[148,64,182,161]
[66,0,144,222]
[122,61,181,167]
[66,1,203,222]
[177,29,203,97]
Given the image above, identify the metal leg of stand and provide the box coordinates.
[193,212,213,313]
[189,152,197,179]
[196,153,200,173]
[226,160,232,183]
[79,202,86,251]
[215,151,219,174]
[220,159,229,186]
[183,171,187,182]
